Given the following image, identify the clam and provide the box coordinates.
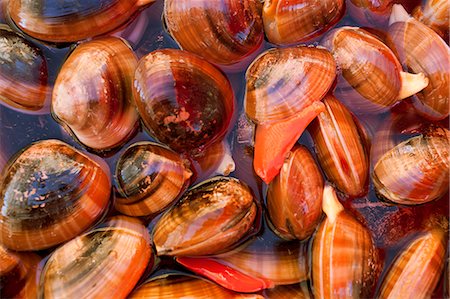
[308,94,369,198]
[0,139,111,251]
[263,0,345,45]
[321,26,429,115]
[372,125,449,205]
[413,0,449,39]
[163,0,263,66]
[263,282,312,299]
[267,145,324,240]
[378,227,447,298]
[133,49,235,155]
[153,177,257,256]
[244,46,336,183]
[114,141,192,217]
[7,0,155,43]
[312,185,380,298]
[39,216,153,299]
[52,37,139,151]
[387,4,450,120]
[0,25,49,113]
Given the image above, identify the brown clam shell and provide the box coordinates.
[0,139,111,251]
[114,142,192,216]
[372,125,449,205]
[39,216,152,299]
[263,282,312,299]
[153,177,257,256]
[267,145,324,240]
[309,94,369,198]
[263,0,345,45]
[413,0,449,39]
[164,0,263,66]
[7,0,154,43]
[52,37,139,151]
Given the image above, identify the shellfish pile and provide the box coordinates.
[0,0,448,298]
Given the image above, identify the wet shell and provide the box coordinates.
[133,49,235,155]
[263,283,312,299]
[114,142,192,216]
[308,94,369,198]
[263,0,345,45]
[378,227,447,299]
[7,0,154,42]
[0,25,48,112]
[52,37,139,151]
[413,0,449,39]
[321,26,429,114]
[0,139,111,251]
[164,0,263,66]
[372,126,449,205]
[39,216,153,299]
[386,7,450,120]
[153,177,257,256]
[267,145,324,240]
[312,186,380,298]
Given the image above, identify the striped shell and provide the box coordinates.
[413,0,449,38]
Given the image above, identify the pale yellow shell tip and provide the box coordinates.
[389,4,411,26]
[398,72,429,100]
[137,0,155,8]
[322,185,344,223]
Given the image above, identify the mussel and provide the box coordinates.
[0,24,49,113]
[308,94,369,198]
[263,0,345,45]
[52,37,139,151]
[153,177,257,256]
[0,139,111,251]
[312,186,380,298]
[412,0,449,39]
[164,0,264,67]
[321,26,429,114]
[114,142,192,217]
[133,49,235,155]
[267,145,324,240]
[244,46,336,183]
[39,216,153,299]
[372,125,449,205]
[387,4,450,120]
[7,0,154,43]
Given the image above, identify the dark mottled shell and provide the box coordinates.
[39,216,153,299]
[52,37,139,151]
[153,177,257,256]
[7,0,154,42]
[0,139,111,251]
[164,0,263,66]
[133,49,235,154]
[0,25,48,112]
[114,142,192,216]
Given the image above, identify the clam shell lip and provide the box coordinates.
[39,216,152,299]
[244,46,336,124]
[0,139,111,251]
[7,0,154,42]
[163,0,264,65]
[153,176,257,256]
[133,49,235,154]
[52,37,139,151]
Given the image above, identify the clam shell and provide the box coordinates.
[153,177,257,256]
[39,216,153,299]
[262,282,312,299]
[267,145,324,240]
[52,37,139,151]
[413,0,449,39]
[114,142,192,216]
[164,0,263,66]
[0,139,111,251]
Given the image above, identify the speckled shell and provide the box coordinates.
[0,139,111,251]
[133,49,235,154]
[372,126,449,205]
[52,37,139,151]
[267,145,324,240]
[0,25,48,112]
[263,0,345,45]
[114,142,192,216]
[164,0,263,66]
[7,0,154,42]
[153,177,257,256]
[39,216,153,299]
